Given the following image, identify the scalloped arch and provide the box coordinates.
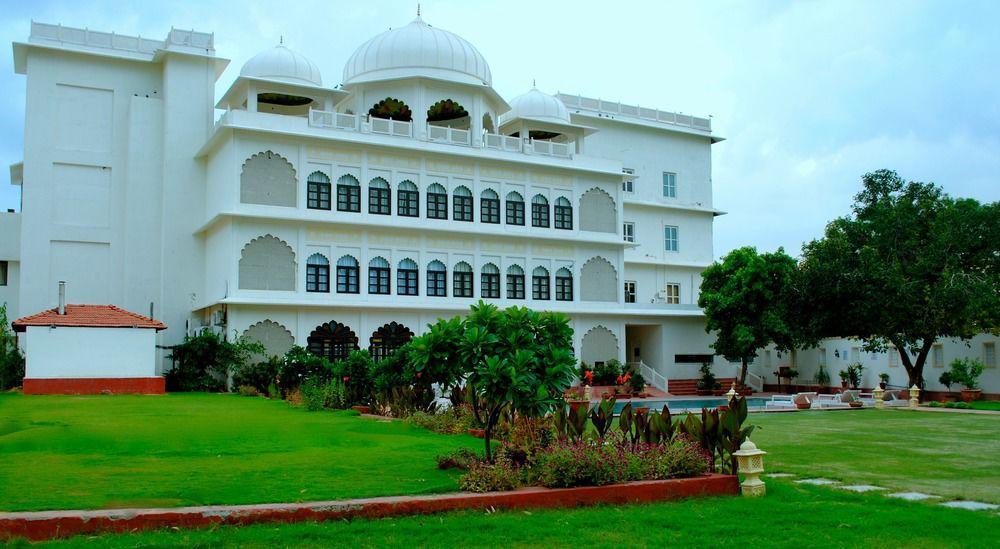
[240,151,297,207]
[239,235,296,291]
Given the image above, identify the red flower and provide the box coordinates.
[343,376,350,382]
[416,372,422,378]
[584,370,594,383]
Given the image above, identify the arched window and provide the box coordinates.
[243,320,295,360]
[481,263,500,298]
[307,172,331,210]
[531,195,550,228]
[581,257,618,302]
[369,322,414,361]
[307,320,359,362]
[532,266,550,300]
[369,97,412,121]
[398,180,419,217]
[579,188,616,233]
[427,99,470,129]
[239,235,295,290]
[240,151,296,207]
[336,255,359,294]
[369,177,390,215]
[336,175,361,213]
[481,189,500,224]
[507,265,525,299]
[556,267,573,301]
[506,191,525,226]
[554,197,573,230]
[368,256,390,295]
[453,186,473,222]
[427,183,448,220]
[427,260,447,297]
[453,261,473,297]
[306,254,330,293]
[397,258,418,296]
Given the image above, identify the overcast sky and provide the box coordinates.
[0,0,997,258]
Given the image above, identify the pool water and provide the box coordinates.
[610,397,770,415]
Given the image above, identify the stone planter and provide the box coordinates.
[566,399,589,414]
[848,401,863,408]
[795,401,811,410]
[960,389,982,402]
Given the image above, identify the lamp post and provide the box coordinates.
[733,438,767,497]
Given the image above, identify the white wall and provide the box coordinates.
[23,326,157,379]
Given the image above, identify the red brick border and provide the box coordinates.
[0,474,737,541]
[22,377,165,395]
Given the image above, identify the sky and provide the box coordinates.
[0,0,997,258]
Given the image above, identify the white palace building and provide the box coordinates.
[1,17,730,393]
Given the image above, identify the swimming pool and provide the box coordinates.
[610,397,770,415]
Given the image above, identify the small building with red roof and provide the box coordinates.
[12,301,167,395]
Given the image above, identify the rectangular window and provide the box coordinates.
[764,350,772,368]
[664,225,678,252]
[662,172,676,198]
[306,264,329,293]
[369,267,390,295]
[506,200,525,226]
[337,185,360,212]
[622,168,634,193]
[624,281,636,303]
[555,275,573,301]
[888,346,899,367]
[454,271,473,297]
[398,190,419,217]
[369,188,390,215]
[623,222,635,243]
[0,261,7,286]
[507,274,525,299]
[850,347,860,364]
[481,272,500,298]
[932,344,944,368]
[532,275,550,300]
[336,266,359,293]
[308,182,331,210]
[397,269,418,296]
[427,192,448,220]
[554,205,572,229]
[984,342,997,368]
[531,203,550,228]
[454,195,473,222]
[427,271,447,296]
[819,347,827,367]
[481,198,500,224]
[664,283,680,304]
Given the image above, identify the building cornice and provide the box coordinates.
[623,198,725,216]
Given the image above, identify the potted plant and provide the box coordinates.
[815,364,832,393]
[564,386,589,414]
[846,363,865,389]
[943,358,985,402]
[785,368,800,392]
[838,370,849,389]
[878,372,890,390]
[696,363,719,396]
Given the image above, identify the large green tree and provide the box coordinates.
[698,247,798,387]
[797,170,1000,389]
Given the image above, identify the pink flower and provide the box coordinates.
[343,376,350,382]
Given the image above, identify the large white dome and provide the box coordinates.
[500,88,570,125]
[343,16,492,87]
[241,44,323,87]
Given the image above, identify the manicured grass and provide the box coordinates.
[967,400,1000,411]
[748,408,1000,503]
[0,393,479,512]
[18,480,998,548]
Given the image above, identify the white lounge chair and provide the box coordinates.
[765,394,795,409]
[814,393,850,408]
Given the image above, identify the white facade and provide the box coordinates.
[20,326,158,379]
[5,19,730,387]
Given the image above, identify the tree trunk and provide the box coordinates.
[894,337,933,402]
[483,406,503,463]
[739,358,748,388]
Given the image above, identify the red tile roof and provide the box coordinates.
[12,304,167,332]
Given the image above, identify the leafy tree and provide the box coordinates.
[698,246,798,387]
[0,304,25,390]
[798,170,1000,391]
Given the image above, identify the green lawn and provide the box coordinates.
[18,480,998,548]
[967,400,1000,411]
[748,409,1000,503]
[0,393,479,512]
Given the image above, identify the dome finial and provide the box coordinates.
[279,35,283,45]
[532,78,537,89]
[417,3,421,17]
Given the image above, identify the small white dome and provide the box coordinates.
[343,16,491,87]
[500,88,570,125]
[241,44,322,86]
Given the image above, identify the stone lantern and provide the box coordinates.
[872,385,884,409]
[908,384,921,407]
[733,438,767,497]
[725,382,738,404]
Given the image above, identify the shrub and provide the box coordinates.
[165,332,264,392]
[406,405,475,434]
[232,356,281,394]
[697,363,720,391]
[300,378,348,411]
[279,346,335,392]
[459,455,522,493]
[436,448,479,470]
[330,349,375,405]
[0,304,25,390]
[374,385,438,418]
[237,385,260,397]
[942,358,985,390]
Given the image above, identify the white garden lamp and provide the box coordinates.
[908,384,920,407]
[872,385,884,409]
[725,382,738,404]
[733,438,767,497]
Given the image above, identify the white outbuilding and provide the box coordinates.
[13,291,167,394]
